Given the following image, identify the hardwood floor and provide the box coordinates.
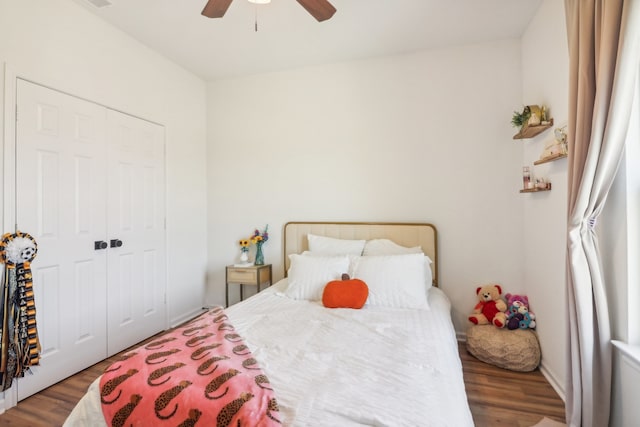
[460,342,566,426]
[0,341,566,426]
[0,352,120,427]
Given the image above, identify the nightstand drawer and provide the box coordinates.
[227,268,258,284]
[225,264,272,307]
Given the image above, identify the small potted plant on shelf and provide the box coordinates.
[511,106,531,131]
[511,105,552,140]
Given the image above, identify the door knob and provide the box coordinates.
[110,239,123,248]
[94,241,108,250]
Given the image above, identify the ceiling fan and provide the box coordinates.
[201,0,337,22]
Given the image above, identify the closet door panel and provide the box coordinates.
[142,249,159,315]
[35,151,60,237]
[34,266,61,356]
[114,252,135,324]
[15,80,109,400]
[106,110,166,356]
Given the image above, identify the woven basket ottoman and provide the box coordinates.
[466,325,541,372]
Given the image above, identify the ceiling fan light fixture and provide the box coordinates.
[202,0,335,21]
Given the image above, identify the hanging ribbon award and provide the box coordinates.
[0,231,40,391]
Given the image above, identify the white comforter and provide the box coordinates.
[65,280,473,426]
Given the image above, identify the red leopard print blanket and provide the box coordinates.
[99,307,281,427]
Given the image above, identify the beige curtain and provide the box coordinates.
[565,0,640,426]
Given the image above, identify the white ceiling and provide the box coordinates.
[72,0,542,81]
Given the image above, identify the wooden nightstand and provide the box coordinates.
[225,264,272,307]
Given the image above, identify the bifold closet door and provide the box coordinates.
[13,80,167,400]
[15,79,109,400]
[105,109,166,356]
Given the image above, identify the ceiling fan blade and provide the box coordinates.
[295,0,336,22]
[201,0,234,18]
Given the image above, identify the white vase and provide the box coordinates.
[240,251,249,263]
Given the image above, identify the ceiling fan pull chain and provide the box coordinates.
[254,3,258,32]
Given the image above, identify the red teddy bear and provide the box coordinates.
[468,284,507,328]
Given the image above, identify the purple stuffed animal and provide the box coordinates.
[505,293,536,330]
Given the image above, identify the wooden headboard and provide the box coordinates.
[283,222,438,286]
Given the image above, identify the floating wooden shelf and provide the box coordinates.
[534,153,567,165]
[520,187,551,193]
[513,118,554,140]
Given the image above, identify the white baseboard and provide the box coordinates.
[169,307,207,328]
[540,361,566,402]
[0,384,17,414]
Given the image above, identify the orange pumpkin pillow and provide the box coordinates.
[322,274,369,309]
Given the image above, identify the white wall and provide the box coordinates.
[0,0,208,327]
[520,0,569,399]
[206,39,525,333]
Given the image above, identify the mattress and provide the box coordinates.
[64,279,473,426]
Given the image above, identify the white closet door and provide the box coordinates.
[15,79,108,400]
[106,109,166,356]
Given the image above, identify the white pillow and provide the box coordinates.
[300,249,433,288]
[362,239,423,256]
[307,234,366,256]
[423,256,434,289]
[351,253,429,309]
[362,239,433,288]
[285,254,350,301]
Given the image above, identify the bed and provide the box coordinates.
[64,222,473,426]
